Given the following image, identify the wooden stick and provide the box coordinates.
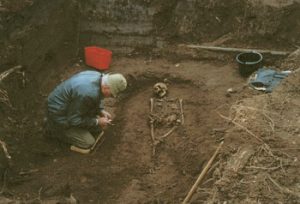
[181,44,290,56]
[91,136,105,155]
[179,99,184,125]
[182,141,224,204]
[70,131,104,154]
[90,131,104,151]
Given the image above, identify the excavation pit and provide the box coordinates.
[0,1,299,203]
[4,58,247,203]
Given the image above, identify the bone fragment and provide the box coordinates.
[150,98,157,156]
[161,126,178,139]
[179,99,184,125]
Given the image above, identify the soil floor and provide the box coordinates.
[1,53,298,203]
[0,56,255,202]
[0,1,299,203]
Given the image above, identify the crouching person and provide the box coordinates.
[46,70,127,152]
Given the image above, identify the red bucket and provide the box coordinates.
[84,46,112,70]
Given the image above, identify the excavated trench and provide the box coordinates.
[4,58,248,203]
[0,0,300,203]
[110,78,220,203]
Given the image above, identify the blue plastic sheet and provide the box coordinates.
[248,68,291,93]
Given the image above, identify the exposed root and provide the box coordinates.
[217,112,265,144]
[0,89,12,108]
[0,65,22,82]
[230,104,277,134]
[0,65,22,109]
[0,140,11,160]
[246,165,281,171]
[231,104,281,117]
[267,174,300,199]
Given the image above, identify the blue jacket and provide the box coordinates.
[47,70,104,129]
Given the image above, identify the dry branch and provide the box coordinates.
[231,105,277,132]
[231,105,281,116]
[217,112,265,144]
[246,165,281,171]
[0,65,22,108]
[267,174,300,198]
[182,141,224,204]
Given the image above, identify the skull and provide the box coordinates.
[153,82,168,98]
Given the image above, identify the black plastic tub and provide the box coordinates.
[236,51,263,77]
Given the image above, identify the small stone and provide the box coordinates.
[80,176,87,183]
[227,88,236,93]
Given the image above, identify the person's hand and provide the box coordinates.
[97,116,111,129]
[101,110,112,120]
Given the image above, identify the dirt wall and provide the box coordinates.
[80,0,300,53]
[0,0,79,77]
